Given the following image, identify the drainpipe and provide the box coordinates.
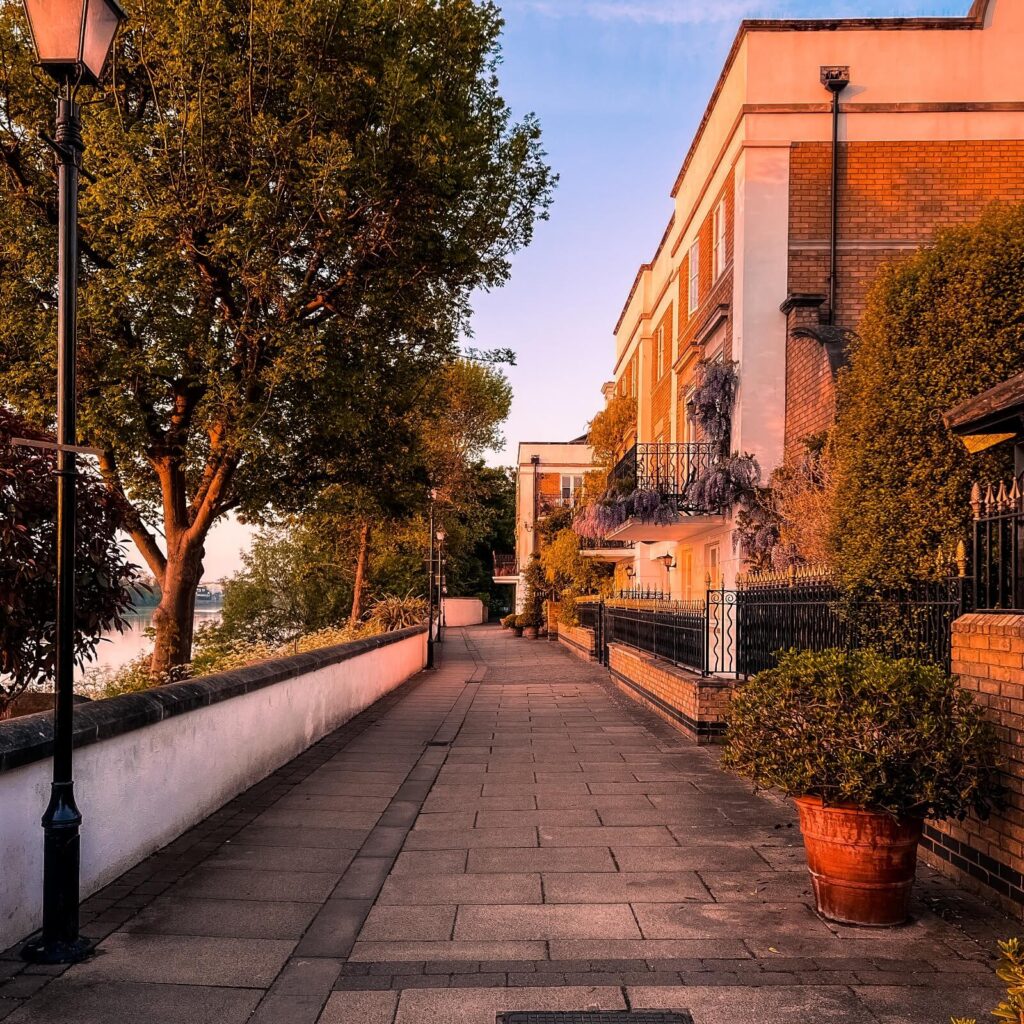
[530,455,540,556]
[821,66,850,326]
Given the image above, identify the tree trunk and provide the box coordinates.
[150,540,205,675]
[350,521,371,626]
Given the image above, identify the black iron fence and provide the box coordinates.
[604,599,707,673]
[609,442,721,513]
[735,575,966,676]
[971,477,1024,612]
[572,571,965,678]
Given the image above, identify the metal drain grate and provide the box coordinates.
[498,1014,693,1023]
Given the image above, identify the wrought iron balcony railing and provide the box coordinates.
[492,552,518,578]
[608,442,721,514]
[537,492,580,516]
[578,537,636,551]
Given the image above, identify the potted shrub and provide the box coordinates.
[520,609,540,639]
[500,613,517,631]
[511,615,525,638]
[722,648,1002,927]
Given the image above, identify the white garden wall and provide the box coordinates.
[0,627,426,950]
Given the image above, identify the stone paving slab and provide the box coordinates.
[1,626,1013,1024]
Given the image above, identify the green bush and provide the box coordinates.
[367,593,427,631]
[517,610,540,629]
[951,938,1024,1024]
[559,592,580,627]
[500,613,517,629]
[721,648,1003,820]
[831,204,1024,589]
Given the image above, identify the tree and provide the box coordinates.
[0,410,137,713]
[0,0,554,672]
[831,204,1024,589]
[584,394,636,496]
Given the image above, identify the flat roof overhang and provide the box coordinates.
[580,547,635,563]
[606,515,726,544]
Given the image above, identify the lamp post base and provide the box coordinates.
[20,934,93,965]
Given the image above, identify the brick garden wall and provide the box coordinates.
[922,613,1024,917]
[607,643,732,745]
[558,623,596,662]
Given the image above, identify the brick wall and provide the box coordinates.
[558,623,596,662]
[785,140,1024,456]
[922,613,1024,917]
[607,643,732,744]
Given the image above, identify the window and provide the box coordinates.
[679,549,694,601]
[683,386,696,443]
[713,199,727,280]
[630,362,637,398]
[688,240,700,314]
[655,325,665,378]
[705,542,721,590]
[560,474,583,505]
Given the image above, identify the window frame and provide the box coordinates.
[688,239,700,314]
[713,199,727,281]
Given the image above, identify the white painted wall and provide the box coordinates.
[443,598,485,627]
[0,630,426,951]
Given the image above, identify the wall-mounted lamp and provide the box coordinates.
[658,554,676,572]
[625,565,635,580]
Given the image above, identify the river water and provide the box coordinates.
[80,608,223,679]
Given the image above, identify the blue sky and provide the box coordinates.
[472,0,966,463]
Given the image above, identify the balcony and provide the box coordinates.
[606,441,725,543]
[537,492,580,517]
[492,552,518,582]
[610,442,720,510]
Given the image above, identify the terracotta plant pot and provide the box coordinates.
[512,626,524,638]
[524,626,539,639]
[794,796,923,927]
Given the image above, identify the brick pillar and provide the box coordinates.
[921,613,1024,918]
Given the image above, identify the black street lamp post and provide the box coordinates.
[427,489,437,669]
[19,0,126,966]
[436,528,447,645]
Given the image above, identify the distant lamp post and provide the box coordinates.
[436,528,447,643]
[19,0,126,967]
[427,489,437,669]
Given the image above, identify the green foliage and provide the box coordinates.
[952,938,1024,1024]
[0,410,137,713]
[216,523,355,647]
[721,648,1003,820]
[832,204,1024,589]
[558,591,580,627]
[516,610,539,629]
[521,554,547,620]
[500,613,517,629]
[541,529,608,596]
[0,0,553,667]
[367,594,427,632]
[585,394,637,496]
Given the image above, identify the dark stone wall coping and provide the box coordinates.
[0,626,426,775]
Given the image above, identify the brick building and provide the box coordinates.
[493,440,604,612]
[593,0,1024,595]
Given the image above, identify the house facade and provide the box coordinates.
[493,439,597,611]
[597,0,1024,597]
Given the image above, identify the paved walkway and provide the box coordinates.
[0,626,1012,1024]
